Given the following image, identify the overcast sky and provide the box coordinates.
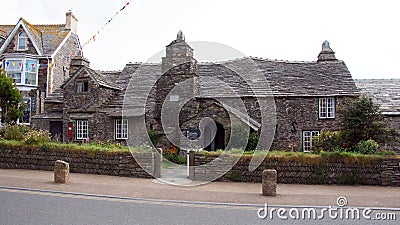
[1,0,399,79]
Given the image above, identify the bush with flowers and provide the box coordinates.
[23,129,51,145]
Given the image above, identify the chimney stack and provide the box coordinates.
[65,11,78,34]
[69,56,89,76]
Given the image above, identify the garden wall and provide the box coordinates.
[0,147,161,179]
[189,152,400,187]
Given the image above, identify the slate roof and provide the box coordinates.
[44,87,64,103]
[355,79,400,115]
[102,57,358,116]
[0,18,71,55]
[44,56,359,115]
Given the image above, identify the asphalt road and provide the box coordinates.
[0,188,398,225]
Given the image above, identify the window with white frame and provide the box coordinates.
[319,97,335,119]
[115,119,128,139]
[302,130,320,152]
[5,59,22,83]
[4,58,38,86]
[25,59,38,85]
[17,32,27,50]
[76,120,88,140]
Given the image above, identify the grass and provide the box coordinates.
[0,139,132,153]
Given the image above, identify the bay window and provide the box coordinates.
[4,58,38,86]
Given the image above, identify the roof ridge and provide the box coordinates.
[20,18,42,34]
[34,24,64,26]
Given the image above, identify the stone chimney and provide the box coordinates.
[317,40,337,62]
[69,56,89,76]
[65,11,78,34]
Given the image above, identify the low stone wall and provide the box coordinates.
[0,147,161,179]
[190,153,400,187]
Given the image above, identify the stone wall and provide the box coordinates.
[0,147,160,179]
[51,33,80,93]
[271,96,353,150]
[190,152,400,186]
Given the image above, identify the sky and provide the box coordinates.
[0,0,399,79]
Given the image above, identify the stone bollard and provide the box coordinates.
[262,169,277,196]
[54,160,69,183]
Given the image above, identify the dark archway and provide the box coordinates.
[205,122,225,151]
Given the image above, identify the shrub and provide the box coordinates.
[163,152,187,164]
[339,96,399,146]
[162,145,186,164]
[312,130,344,153]
[355,139,379,154]
[148,130,162,147]
[23,129,51,145]
[3,124,30,141]
[246,132,260,151]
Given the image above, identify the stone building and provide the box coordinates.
[33,32,359,152]
[0,11,81,125]
[356,79,400,149]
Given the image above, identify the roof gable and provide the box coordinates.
[0,18,43,55]
[0,18,72,55]
[62,66,122,91]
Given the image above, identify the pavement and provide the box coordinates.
[0,168,400,209]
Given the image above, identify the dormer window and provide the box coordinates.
[17,32,27,51]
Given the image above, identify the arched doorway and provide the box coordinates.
[204,122,225,151]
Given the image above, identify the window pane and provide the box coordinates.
[8,72,22,83]
[319,98,327,118]
[18,32,27,50]
[77,82,83,93]
[77,120,88,139]
[303,131,320,152]
[83,81,89,92]
[327,97,335,118]
[115,119,128,139]
[6,60,23,71]
[18,38,26,50]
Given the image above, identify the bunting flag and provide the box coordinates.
[81,0,133,49]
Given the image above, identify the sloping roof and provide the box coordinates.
[253,58,358,97]
[199,58,358,97]
[104,57,358,116]
[44,87,64,103]
[355,79,400,115]
[0,18,71,55]
[61,66,122,91]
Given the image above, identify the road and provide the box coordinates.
[0,188,398,225]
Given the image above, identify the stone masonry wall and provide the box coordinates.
[190,153,400,187]
[271,96,353,150]
[51,33,80,93]
[0,147,160,179]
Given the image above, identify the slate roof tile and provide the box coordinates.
[355,79,400,114]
